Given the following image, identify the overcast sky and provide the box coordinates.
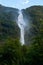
[0,0,43,9]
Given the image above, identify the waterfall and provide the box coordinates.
[17,10,26,45]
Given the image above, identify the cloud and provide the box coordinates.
[22,0,29,4]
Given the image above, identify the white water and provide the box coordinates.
[17,10,26,45]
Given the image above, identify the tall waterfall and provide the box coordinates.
[17,10,26,45]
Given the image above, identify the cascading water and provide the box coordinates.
[17,10,26,45]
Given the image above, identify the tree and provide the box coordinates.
[0,38,21,65]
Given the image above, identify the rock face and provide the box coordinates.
[0,5,20,43]
[22,6,43,45]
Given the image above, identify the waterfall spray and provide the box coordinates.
[17,10,26,45]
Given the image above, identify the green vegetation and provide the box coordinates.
[0,5,43,65]
[22,6,43,45]
[0,38,43,65]
[0,5,20,43]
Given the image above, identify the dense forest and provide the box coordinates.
[22,6,43,45]
[0,5,20,44]
[0,5,43,65]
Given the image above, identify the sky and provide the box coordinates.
[0,0,43,9]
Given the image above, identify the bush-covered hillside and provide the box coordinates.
[22,6,43,45]
[0,5,20,43]
[0,38,43,65]
[0,5,43,65]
